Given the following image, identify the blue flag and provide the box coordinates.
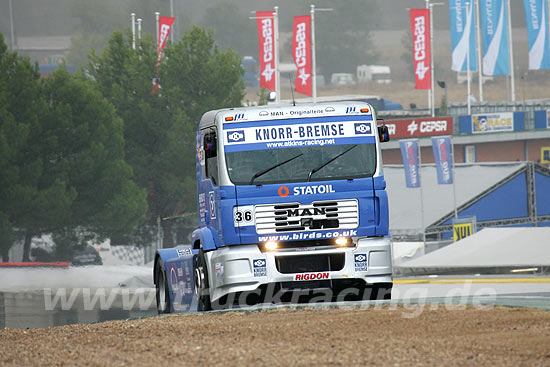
[399,140,420,188]
[431,136,454,185]
[523,0,550,70]
[449,0,478,71]
[480,0,510,75]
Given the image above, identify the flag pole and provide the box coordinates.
[310,5,317,102]
[475,0,484,101]
[451,137,458,219]
[155,12,160,47]
[8,0,16,50]
[309,5,332,101]
[170,0,175,42]
[507,0,515,101]
[548,0,550,62]
[466,2,471,115]
[418,141,426,244]
[430,2,436,117]
[426,0,433,116]
[131,13,136,50]
[274,6,281,103]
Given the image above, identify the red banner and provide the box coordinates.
[381,117,453,138]
[157,16,175,62]
[292,15,312,96]
[153,16,175,93]
[409,9,431,90]
[256,11,276,91]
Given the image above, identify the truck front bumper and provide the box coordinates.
[206,237,393,303]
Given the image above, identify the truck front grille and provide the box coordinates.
[255,199,358,235]
[275,253,345,274]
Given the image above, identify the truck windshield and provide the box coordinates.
[225,143,376,185]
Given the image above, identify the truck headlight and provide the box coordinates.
[264,241,278,251]
[335,237,349,246]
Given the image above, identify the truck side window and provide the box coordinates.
[203,130,219,185]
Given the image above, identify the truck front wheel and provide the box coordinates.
[193,249,212,311]
[372,283,393,300]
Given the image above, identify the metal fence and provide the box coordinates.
[380,99,550,133]
[448,100,550,132]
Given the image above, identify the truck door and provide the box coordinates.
[198,128,224,247]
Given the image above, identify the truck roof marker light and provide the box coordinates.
[265,241,278,251]
[225,116,234,121]
[335,237,349,246]
[360,108,370,113]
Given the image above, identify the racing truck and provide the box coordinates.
[154,101,392,312]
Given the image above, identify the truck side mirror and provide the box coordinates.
[377,125,390,142]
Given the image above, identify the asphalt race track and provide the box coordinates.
[1,275,550,366]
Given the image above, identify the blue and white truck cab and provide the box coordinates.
[154,102,392,312]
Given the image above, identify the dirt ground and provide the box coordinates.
[1,306,549,366]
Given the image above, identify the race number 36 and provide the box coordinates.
[233,206,255,226]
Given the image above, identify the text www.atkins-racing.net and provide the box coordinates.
[265,138,336,148]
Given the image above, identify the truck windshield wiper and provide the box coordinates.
[306,145,358,182]
[249,153,304,185]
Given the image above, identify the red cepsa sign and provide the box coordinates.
[380,117,453,139]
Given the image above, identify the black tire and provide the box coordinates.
[372,283,393,300]
[155,258,171,314]
[193,249,212,311]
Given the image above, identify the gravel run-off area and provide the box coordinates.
[1,305,550,366]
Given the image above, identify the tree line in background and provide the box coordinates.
[0,26,244,262]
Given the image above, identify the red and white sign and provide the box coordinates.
[409,9,431,90]
[381,117,453,138]
[256,11,276,91]
[152,16,175,94]
[157,16,175,63]
[294,272,330,281]
[292,15,312,96]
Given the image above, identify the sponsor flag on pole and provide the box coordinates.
[157,16,175,63]
[480,0,510,75]
[256,11,276,91]
[409,9,431,89]
[400,139,421,188]
[449,0,478,71]
[292,15,312,96]
[523,0,550,70]
[431,136,454,184]
[153,16,175,94]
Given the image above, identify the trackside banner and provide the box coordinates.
[223,116,375,153]
[431,136,454,184]
[449,0,478,71]
[152,16,175,94]
[292,15,312,96]
[383,117,453,138]
[409,9,431,90]
[472,112,514,133]
[157,17,175,62]
[256,11,276,91]
[400,139,420,188]
[523,0,550,70]
[480,0,510,75]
